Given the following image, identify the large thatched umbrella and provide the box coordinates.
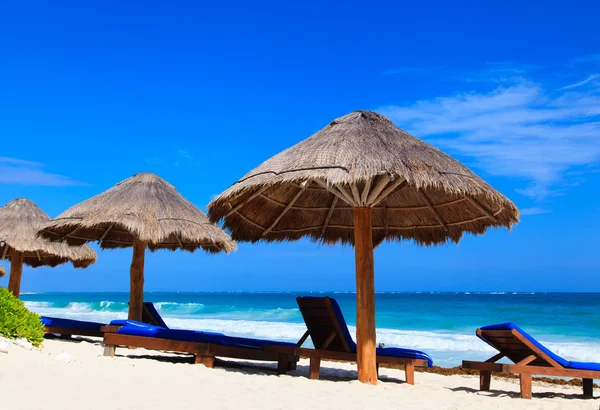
[208,110,519,384]
[0,198,97,297]
[39,172,237,321]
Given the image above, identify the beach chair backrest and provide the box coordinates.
[297,296,355,353]
[142,302,169,329]
[478,324,567,368]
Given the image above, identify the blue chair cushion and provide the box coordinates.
[567,361,600,371]
[111,320,295,350]
[41,316,104,330]
[376,347,433,367]
[479,323,600,370]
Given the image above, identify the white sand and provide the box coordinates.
[1,337,597,410]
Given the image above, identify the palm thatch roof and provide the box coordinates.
[0,198,97,268]
[38,173,237,254]
[208,110,519,247]
[0,264,6,278]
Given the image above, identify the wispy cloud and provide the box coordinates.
[568,54,600,65]
[380,74,600,201]
[0,157,85,186]
[463,62,544,84]
[174,149,200,167]
[384,61,542,84]
[520,207,550,216]
[383,65,447,76]
[558,74,600,90]
[145,149,201,168]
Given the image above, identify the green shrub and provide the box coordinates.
[0,287,44,347]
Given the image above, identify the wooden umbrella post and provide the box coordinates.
[128,239,146,321]
[7,250,24,298]
[353,208,377,385]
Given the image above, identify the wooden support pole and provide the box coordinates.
[466,196,500,223]
[313,179,354,206]
[370,179,407,207]
[262,184,306,236]
[350,184,361,206]
[226,186,268,217]
[128,240,146,321]
[419,190,448,232]
[365,175,389,206]
[337,185,356,207]
[360,178,372,206]
[8,250,24,298]
[321,197,338,235]
[353,208,377,385]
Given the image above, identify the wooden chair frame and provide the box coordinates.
[462,328,598,399]
[102,328,299,372]
[266,297,428,384]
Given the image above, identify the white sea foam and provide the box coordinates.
[24,301,54,308]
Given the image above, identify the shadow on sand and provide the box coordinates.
[449,386,596,401]
[110,351,407,384]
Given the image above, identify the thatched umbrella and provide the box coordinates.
[38,172,237,321]
[0,198,97,297]
[208,110,519,384]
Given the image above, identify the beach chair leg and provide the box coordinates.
[277,354,288,375]
[480,371,491,391]
[519,373,532,399]
[583,378,593,397]
[405,363,415,385]
[286,357,298,372]
[203,356,215,368]
[195,354,215,368]
[309,356,321,380]
[103,345,115,357]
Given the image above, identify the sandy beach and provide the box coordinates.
[1,336,596,410]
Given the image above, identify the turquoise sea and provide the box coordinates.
[22,292,600,367]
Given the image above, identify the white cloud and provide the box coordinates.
[174,149,200,167]
[559,74,600,90]
[520,207,550,216]
[380,78,600,200]
[0,157,85,186]
[568,54,600,65]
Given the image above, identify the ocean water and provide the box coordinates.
[21,292,600,367]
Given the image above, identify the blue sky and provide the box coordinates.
[1,1,599,292]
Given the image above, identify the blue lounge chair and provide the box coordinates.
[42,316,105,338]
[42,302,167,338]
[462,322,600,399]
[265,296,432,384]
[102,320,299,371]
